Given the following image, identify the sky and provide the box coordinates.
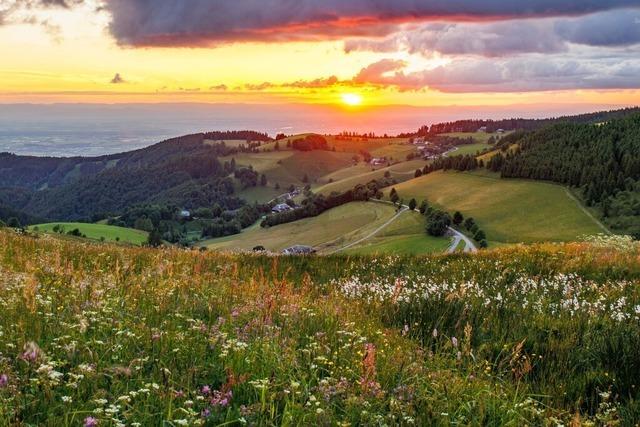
[1,0,640,108]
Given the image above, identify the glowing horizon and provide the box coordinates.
[1,1,639,108]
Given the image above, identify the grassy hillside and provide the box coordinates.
[314,159,427,195]
[201,201,400,253]
[2,231,640,425]
[30,222,148,245]
[387,170,604,244]
[344,209,450,255]
[226,150,355,202]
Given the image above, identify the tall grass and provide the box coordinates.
[0,231,639,425]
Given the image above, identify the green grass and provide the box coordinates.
[452,143,491,156]
[314,159,427,195]
[200,201,399,253]
[225,150,355,202]
[29,222,148,245]
[441,131,512,143]
[386,170,604,244]
[345,208,451,255]
[2,230,640,425]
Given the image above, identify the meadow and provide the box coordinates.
[386,170,605,245]
[29,223,148,245]
[0,230,639,425]
[200,201,448,254]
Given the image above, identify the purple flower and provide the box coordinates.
[201,408,211,418]
[201,385,211,395]
[0,374,8,388]
[84,416,98,427]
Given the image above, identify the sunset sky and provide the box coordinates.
[1,0,640,107]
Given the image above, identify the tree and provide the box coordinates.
[134,217,154,232]
[419,200,428,214]
[464,217,475,230]
[414,169,423,178]
[260,174,268,186]
[302,174,309,183]
[453,211,464,226]
[274,141,280,151]
[408,198,417,211]
[7,217,21,229]
[275,182,280,190]
[479,240,488,248]
[425,210,451,237]
[390,188,399,204]
[474,229,486,241]
[147,228,163,247]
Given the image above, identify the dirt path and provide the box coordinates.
[563,188,610,234]
[328,205,409,254]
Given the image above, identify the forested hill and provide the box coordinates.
[496,113,640,237]
[418,107,640,135]
[0,130,271,221]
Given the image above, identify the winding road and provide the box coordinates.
[329,199,477,254]
[329,205,409,254]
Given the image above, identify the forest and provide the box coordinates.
[497,113,640,237]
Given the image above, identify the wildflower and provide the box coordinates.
[20,341,41,363]
[432,328,438,338]
[0,374,8,388]
[451,337,458,348]
[201,385,211,395]
[84,416,98,427]
[62,396,73,403]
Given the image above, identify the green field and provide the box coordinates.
[224,150,355,202]
[442,131,512,143]
[345,209,450,255]
[452,143,491,156]
[314,159,427,195]
[30,222,148,245]
[386,171,605,244]
[201,202,400,253]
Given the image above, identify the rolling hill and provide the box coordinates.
[386,170,605,244]
[200,201,450,254]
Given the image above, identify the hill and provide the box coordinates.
[0,131,270,221]
[29,222,148,245]
[200,201,449,254]
[386,170,604,245]
[2,230,640,425]
[495,113,640,237]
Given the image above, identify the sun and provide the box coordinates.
[341,93,363,106]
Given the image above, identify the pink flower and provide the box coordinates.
[201,385,211,395]
[20,342,41,363]
[84,416,98,427]
[0,374,8,388]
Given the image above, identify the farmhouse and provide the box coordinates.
[272,203,293,213]
[370,157,386,166]
[179,210,191,218]
[478,126,488,132]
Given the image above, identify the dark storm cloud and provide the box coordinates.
[100,0,640,46]
[345,9,640,57]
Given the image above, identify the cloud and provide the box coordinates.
[109,73,124,84]
[345,9,640,57]
[351,54,640,92]
[209,84,228,91]
[99,0,640,46]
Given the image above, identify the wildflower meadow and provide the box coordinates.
[1,230,640,425]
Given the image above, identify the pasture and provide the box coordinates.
[29,222,148,245]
